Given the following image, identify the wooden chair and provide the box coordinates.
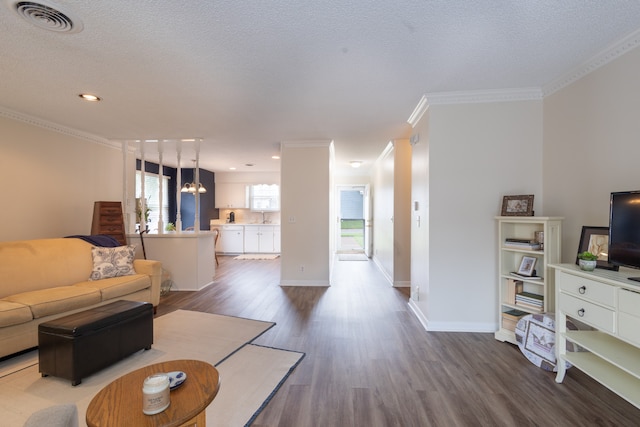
[212,229,219,266]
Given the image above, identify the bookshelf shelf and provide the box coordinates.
[494,216,563,345]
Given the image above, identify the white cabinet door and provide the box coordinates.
[244,226,275,253]
[215,183,248,208]
[220,226,244,253]
[259,226,275,253]
[244,227,260,253]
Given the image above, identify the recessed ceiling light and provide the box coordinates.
[272,155,280,160]
[350,161,362,168]
[229,167,236,170]
[78,93,101,102]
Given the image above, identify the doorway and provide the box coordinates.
[336,185,370,255]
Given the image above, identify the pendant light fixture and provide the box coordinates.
[181,160,206,194]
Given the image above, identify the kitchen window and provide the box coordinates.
[249,184,280,212]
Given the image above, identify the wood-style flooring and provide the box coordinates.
[157,255,640,426]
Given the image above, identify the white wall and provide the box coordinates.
[280,141,332,286]
[370,139,412,286]
[393,139,412,286]
[543,45,640,262]
[410,111,430,310]
[371,144,395,280]
[0,116,127,242]
[412,100,543,331]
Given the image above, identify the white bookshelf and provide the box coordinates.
[494,216,563,344]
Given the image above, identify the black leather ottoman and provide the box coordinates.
[38,300,153,386]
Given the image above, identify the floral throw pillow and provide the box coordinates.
[89,245,136,280]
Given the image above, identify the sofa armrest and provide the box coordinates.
[133,259,162,307]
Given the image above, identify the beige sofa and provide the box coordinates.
[0,238,162,359]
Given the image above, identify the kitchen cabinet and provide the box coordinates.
[218,225,244,253]
[244,225,277,253]
[215,183,248,208]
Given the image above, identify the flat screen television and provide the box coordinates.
[609,190,640,282]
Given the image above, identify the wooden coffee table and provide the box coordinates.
[86,359,220,427]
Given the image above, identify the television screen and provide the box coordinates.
[609,191,640,274]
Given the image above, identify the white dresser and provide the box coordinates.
[551,263,640,409]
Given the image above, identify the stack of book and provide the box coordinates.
[501,309,527,332]
[504,238,541,250]
[515,291,543,312]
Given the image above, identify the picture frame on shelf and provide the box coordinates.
[517,256,537,276]
[501,195,534,216]
[575,226,619,271]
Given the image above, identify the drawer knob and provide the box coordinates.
[577,308,585,317]
[578,286,586,294]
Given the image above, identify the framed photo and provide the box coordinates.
[518,256,537,276]
[501,195,534,216]
[576,226,618,271]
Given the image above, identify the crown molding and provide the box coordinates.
[427,29,640,105]
[407,95,429,127]
[543,28,640,96]
[425,87,543,105]
[0,105,120,149]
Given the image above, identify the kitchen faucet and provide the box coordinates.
[261,211,266,224]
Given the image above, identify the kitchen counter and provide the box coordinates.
[128,231,216,291]
[211,222,280,226]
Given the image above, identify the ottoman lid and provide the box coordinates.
[39,300,152,337]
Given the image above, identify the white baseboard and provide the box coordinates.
[280,280,330,287]
[408,299,497,333]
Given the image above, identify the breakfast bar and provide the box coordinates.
[128,231,216,291]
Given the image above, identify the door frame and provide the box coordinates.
[335,184,370,255]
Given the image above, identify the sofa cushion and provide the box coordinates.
[0,238,94,298]
[0,300,33,327]
[5,287,101,319]
[75,274,150,301]
[89,246,136,280]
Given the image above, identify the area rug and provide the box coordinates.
[0,310,304,427]
[338,253,369,261]
[234,254,280,260]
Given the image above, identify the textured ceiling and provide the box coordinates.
[1,0,640,175]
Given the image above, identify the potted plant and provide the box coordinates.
[577,251,598,271]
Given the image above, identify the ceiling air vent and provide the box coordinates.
[13,0,83,33]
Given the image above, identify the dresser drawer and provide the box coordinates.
[557,271,615,307]
[100,215,122,225]
[98,224,124,233]
[99,206,122,216]
[559,293,615,333]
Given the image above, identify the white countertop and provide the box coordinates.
[211,223,280,226]
[127,231,216,238]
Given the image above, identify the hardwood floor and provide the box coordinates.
[157,255,640,426]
